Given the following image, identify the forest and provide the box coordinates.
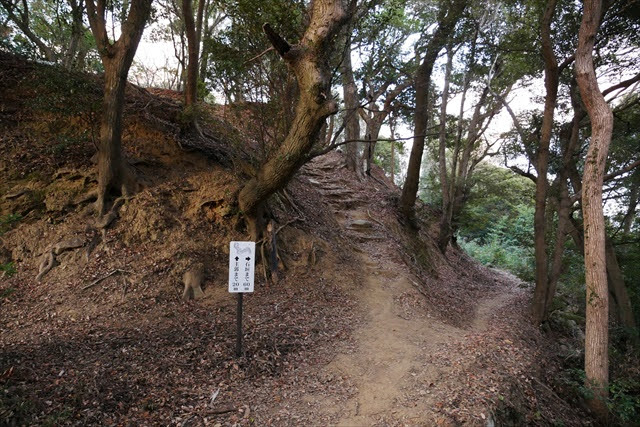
[0,0,639,425]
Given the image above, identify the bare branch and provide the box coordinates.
[244,47,275,64]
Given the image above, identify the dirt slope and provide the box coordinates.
[1,55,588,426]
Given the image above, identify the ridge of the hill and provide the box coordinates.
[1,54,589,425]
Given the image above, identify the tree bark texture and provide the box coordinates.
[437,48,453,253]
[576,0,612,419]
[568,214,638,347]
[399,0,467,220]
[182,0,205,107]
[237,0,350,239]
[531,0,560,326]
[341,38,361,174]
[86,0,152,214]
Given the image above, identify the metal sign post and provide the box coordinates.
[228,241,255,358]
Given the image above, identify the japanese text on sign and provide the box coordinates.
[228,241,255,293]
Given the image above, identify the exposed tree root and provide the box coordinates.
[36,237,85,281]
[95,195,129,229]
[366,209,387,229]
[277,189,305,219]
[74,189,98,206]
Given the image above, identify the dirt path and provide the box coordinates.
[301,157,521,425]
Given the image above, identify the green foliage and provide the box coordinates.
[459,164,535,241]
[373,138,405,182]
[0,262,16,278]
[0,285,17,297]
[0,213,21,235]
[460,228,535,282]
[562,369,640,424]
[608,378,640,424]
[29,65,102,116]
[204,0,305,102]
[456,163,536,281]
[0,0,99,69]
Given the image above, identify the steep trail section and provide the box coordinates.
[299,154,526,425]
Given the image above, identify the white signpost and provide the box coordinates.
[228,241,256,293]
[228,241,255,357]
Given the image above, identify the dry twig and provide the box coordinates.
[83,269,129,290]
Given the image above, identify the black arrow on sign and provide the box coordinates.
[235,256,239,261]
[245,257,251,261]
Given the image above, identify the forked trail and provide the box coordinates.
[301,156,521,425]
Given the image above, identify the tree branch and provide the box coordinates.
[244,46,275,64]
[602,72,640,98]
[309,133,437,159]
[570,159,640,203]
[263,23,291,57]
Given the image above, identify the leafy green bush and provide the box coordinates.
[460,235,535,282]
[459,202,536,281]
[608,378,640,423]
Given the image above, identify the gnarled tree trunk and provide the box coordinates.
[237,0,351,240]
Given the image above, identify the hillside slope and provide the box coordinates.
[1,54,588,425]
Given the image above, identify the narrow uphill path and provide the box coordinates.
[298,154,528,425]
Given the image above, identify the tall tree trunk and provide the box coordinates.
[437,47,454,253]
[399,0,467,220]
[63,0,85,69]
[86,0,152,214]
[363,120,383,176]
[544,177,571,316]
[238,1,350,240]
[542,87,583,322]
[576,0,612,419]
[605,237,639,346]
[569,215,638,346]
[390,113,396,183]
[183,0,204,107]
[622,176,638,233]
[531,0,560,326]
[95,57,134,214]
[341,38,360,175]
